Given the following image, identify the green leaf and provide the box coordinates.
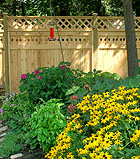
[123,121,130,130]
[129,79,133,88]
[65,86,80,95]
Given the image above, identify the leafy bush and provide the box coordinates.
[45,86,140,159]
[19,62,85,104]
[0,131,24,158]
[120,60,140,89]
[121,74,140,89]
[0,92,35,133]
[25,99,67,152]
[65,69,122,111]
[81,69,122,93]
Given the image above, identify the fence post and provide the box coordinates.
[92,13,98,71]
[3,13,10,93]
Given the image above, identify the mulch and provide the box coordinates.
[21,147,46,159]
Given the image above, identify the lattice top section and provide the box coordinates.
[56,17,93,31]
[97,16,140,30]
[8,16,50,31]
[6,16,140,31]
[0,19,4,32]
[8,16,93,31]
[97,17,125,30]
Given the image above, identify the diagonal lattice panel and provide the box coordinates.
[72,19,83,29]
[55,17,93,30]
[0,19,4,31]
[8,17,52,30]
[5,16,140,31]
[65,19,76,29]
[97,17,125,30]
[56,19,71,29]
[83,19,92,28]
[112,19,125,29]
[134,17,140,30]
[97,17,140,30]
[97,19,111,29]
[98,19,108,29]
[78,19,92,29]
[8,16,93,31]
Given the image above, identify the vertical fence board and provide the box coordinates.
[10,50,18,92]
[3,13,10,93]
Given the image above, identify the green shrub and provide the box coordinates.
[45,86,140,159]
[19,62,85,104]
[0,92,35,133]
[25,98,67,152]
[82,69,122,93]
[121,74,140,90]
[65,69,122,109]
[80,69,121,87]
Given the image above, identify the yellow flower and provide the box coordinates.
[45,86,140,159]
[67,152,74,159]
[132,155,140,159]
[103,91,110,98]
[119,86,126,90]
[119,146,124,150]
[130,130,140,143]
[105,132,114,139]
[114,140,122,145]
[126,95,134,100]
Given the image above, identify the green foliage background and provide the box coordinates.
[0,0,140,16]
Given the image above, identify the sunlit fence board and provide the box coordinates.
[97,31,127,78]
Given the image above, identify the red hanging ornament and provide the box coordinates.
[48,22,56,41]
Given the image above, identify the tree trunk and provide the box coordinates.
[123,0,138,77]
[21,0,26,16]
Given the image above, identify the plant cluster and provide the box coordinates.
[45,86,140,159]
[2,61,140,158]
[19,62,85,104]
[0,92,35,132]
[65,69,123,107]
[25,99,67,151]
[0,94,67,154]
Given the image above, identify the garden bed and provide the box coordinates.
[1,62,140,158]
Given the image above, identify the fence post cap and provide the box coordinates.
[3,13,8,15]
[92,13,98,16]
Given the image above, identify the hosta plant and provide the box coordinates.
[45,86,140,159]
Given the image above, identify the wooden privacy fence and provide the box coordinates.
[0,13,140,93]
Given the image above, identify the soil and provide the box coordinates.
[20,147,46,159]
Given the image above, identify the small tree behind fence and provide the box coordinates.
[0,13,140,92]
